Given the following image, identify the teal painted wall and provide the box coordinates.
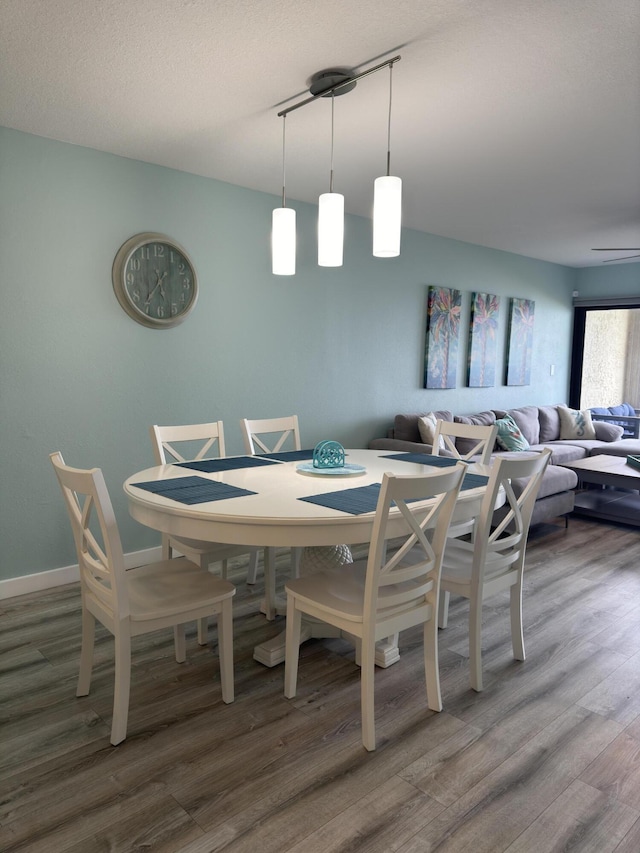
[1,127,579,581]
[575,263,640,298]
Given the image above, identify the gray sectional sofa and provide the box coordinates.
[369,404,640,527]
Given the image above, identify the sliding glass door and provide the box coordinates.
[570,299,640,411]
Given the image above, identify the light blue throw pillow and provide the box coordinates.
[496,414,530,451]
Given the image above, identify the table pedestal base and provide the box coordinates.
[253,623,400,668]
[253,543,400,668]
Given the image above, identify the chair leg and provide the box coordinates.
[263,547,276,621]
[197,619,209,646]
[162,534,172,561]
[76,607,95,697]
[111,626,131,746]
[221,559,229,580]
[469,596,484,692]
[284,599,302,699]
[360,637,376,751]
[291,547,302,579]
[424,619,443,712]
[217,600,234,704]
[197,554,213,645]
[510,582,526,662]
[438,590,450,629]
[246,549,260,584]
[174,624,187,662]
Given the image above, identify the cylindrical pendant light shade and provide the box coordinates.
[271,207,296,275]
[373,175,402,257]
[318,192,344,267]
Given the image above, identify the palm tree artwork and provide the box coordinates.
[506,298,535,385]
[424,286,461,389]
[468,292,500,387]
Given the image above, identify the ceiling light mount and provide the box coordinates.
[278,55,400,117]
[309,68,357,99]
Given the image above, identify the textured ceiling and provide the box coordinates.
[3,0,640,267]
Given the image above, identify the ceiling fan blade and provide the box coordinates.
[592,247,640,251]
[602,254,640,262]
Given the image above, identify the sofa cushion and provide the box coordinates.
[538,405,562,442]
[495,414,530,451]
[530,442,588,464]
[593,421,624,441]
[592,438,640,457]
[558,406,596,440]
[393,411,453,443]
[507,405,540,446]
[507,463,578,500]
[453,411,496,455]
[417,413,446,450]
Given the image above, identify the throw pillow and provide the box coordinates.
[453,411,497,456]
[558,406,596,440]
[593,421,624,442]
[495,414,530,452]
[417,413,445,450]
[505,405,540,445]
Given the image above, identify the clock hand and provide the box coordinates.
[145,270,168,306]
[157,270,167,298]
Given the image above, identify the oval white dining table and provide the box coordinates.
[124,449,492,667]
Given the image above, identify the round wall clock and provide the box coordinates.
[112,233,198,329]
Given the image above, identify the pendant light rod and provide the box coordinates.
[329,93,335,193]
[281,113,287,207]
[385,63,393,176]
[278,55,401,117]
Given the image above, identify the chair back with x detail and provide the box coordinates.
[284,461,467,751]
[439,449,552,692]
[430,420,498,539]
[240,415,301,455]
[150,420,227,465]
[50,451,234,745]
[431,419,498,464]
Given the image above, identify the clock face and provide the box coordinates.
[112,233,198,328]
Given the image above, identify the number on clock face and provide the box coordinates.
[125,242,195,320]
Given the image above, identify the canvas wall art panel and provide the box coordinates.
[505,297,535,385]
[424,286,461,389]
[467,292,500,387]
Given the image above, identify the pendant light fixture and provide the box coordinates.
[275,54,401,274]
[373,61,402,257]
[318,92,344,267]
[271,114,296,275]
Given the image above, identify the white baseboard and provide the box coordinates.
[0,547,163,601]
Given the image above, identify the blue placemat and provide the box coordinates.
[176,456,278,473]
[259,449,315,462]
[381,453,488,489]
[299,471,489,516]
[299,483,384,515]
[380,453,458,467]
[132,475,257,505]
[460,472,489,489]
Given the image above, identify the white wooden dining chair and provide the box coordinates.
[284,462,467,751]
[50,451,235,746]
[431,420,498,540]
[438,449,551,692]
[239,414,303,591]
[240,414,301,456]
[150,421,260,638]
[431,420,498,464]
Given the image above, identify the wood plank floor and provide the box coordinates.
[2,517,640,852]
